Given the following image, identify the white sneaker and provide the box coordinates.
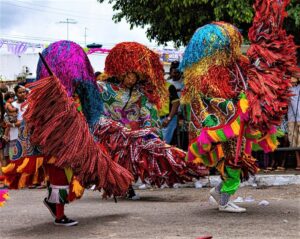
[219,201,246,213]
[194,180,203,189]
[209,187,221,204]
[130,194,140,200]
[209,196,218,205]
[138,184,148,190]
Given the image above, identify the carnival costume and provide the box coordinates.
[2,41,133,224]
[180,0,299,212]
[2,40,205,210]
[95,42,206,188]
[0,188,8,207]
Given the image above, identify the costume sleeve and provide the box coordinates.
[140,95,162,138]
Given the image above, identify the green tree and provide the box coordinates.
[98,0,300,46]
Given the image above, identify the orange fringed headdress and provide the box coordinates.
[104,42,167,107]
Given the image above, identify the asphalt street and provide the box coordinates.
[0,185,299,239]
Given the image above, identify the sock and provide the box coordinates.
[127,185,136,197]
[215,182,222,193]
[220,193,230,206]
[56,204,65,220]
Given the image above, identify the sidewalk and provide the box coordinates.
[194,170,300,188]
[136,170,300,190]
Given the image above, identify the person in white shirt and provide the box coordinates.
[288,76,300,170]
[167,61,189,149]
[167,61,184,97]
[5,85,26,161]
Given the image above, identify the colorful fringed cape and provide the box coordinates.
[180,0,298,180]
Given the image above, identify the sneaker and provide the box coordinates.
[54,216,78,226]
[129,194,140,200]
[209,187,221,205]
[43,198,56,218]
[194,180,203,189]
[219,201,246,213]
[126,187,140,200]
[138,184,148,190]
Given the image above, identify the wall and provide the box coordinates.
[0,52,171,81]
[0,52,108,81]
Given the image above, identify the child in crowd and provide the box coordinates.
[3,92,18,142]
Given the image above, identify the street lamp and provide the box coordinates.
[58,18,77,40]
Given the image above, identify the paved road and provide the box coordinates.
[0,185,299,239]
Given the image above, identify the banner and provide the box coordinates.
[0,39,44,56]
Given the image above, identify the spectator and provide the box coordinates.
[0,84,8,95]
[167,61,183,96]
[274,116,289,171]
[263,115,289,172]
[158,82,180,144]
[167,61,188,149]
[5,85,26,161]
[288,76,300,170]
[0,92,5,187]
[3,92,18,143]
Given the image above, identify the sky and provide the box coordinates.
[0,0,158,48]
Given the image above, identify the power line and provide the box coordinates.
[0,34,85,45]
[11,0,112,17]
[3,1,112,22]
[0,33,121,47]
[1,33,160,50]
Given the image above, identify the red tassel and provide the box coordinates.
[24,76,133,196]
[246,0,299,132]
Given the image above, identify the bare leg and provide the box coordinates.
[263,153,269,169]
[269,152,275,169]
[278,152,287,169]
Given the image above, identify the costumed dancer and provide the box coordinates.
[180,0,299,212]
[2,41,133,226]
[98,42,164,132]
[95,42,207,198]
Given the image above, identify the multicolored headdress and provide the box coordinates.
[37,40,94,95]
[36,40,102,125]
[181,3,298,133]
[104,42,167,107]
[179,22,245,103]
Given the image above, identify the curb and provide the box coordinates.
[135,174,300,189]
[178,174,300,188]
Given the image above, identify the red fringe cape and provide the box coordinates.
[93,118,208,187]
[246,0,300,132]
[23,76,133,196]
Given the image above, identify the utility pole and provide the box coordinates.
[58,18,77,40]
[84,27,88,47]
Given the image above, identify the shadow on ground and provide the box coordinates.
[2,213,130,238]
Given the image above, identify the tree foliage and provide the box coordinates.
[98,0,300,46]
